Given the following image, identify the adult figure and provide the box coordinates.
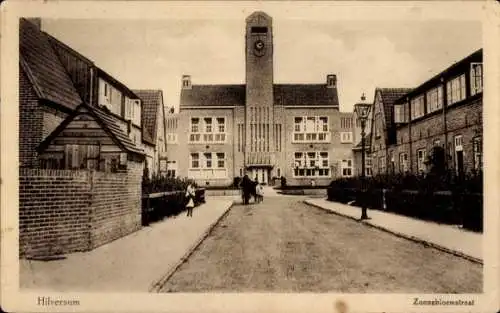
[240,174,252,205]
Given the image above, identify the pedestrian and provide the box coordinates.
[241,174,251,205]
[256,182,264,203]
[185,183,195,217]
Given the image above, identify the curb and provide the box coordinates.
[148,200,235,292]
[304,199,483,265]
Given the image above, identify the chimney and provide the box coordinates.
[26,18,42,29]
[326,74,336,88]
[182,75,192,90]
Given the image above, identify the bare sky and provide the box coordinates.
[41,3,482,112]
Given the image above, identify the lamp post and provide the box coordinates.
[354,94,372,220]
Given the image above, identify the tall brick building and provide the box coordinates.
[370,49,483,176]
[173,11,355,187]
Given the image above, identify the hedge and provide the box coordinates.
[141,174,205,225]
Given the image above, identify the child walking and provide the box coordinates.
[256,182,264,203]
[185,183,195,217]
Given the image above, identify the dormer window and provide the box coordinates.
[326,74,336,88]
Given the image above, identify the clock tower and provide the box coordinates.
[244,11,275,181]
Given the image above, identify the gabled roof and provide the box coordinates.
[19,18,82,111]
[377,88,413,126]
[180,85,246,107]
[38,103,145,156]
[133,89,163,145]
[274,84,338,107]
[179,83,339,107]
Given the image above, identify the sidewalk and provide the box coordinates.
[20,197,234,292]
[304,198,482,263]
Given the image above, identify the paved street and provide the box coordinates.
[160,196,482,293]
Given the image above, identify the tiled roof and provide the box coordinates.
[180,83,339,107]
[180,85,245,107]
[378,88,413,126]
[274,84,338,106]
[134,89,162,145]
[38,103,145,156]
[19,18,82,110]
[90,105,145,155]
[353,132,372,150]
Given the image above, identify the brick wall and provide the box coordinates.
[19,164,143,258]
[388,97,482,174]
[20,68,43,168]
[19,169,91,257]
[90,160,142,248]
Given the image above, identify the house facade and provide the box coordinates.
[174,11,355,187]
[370,49,483,176]
[134,90,168,176]
[19,18,165,174]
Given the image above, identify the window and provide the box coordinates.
[320,117,328,131]
[341,159,353,177]
[320,152,329,167]
[294,117,302,132]
[426,86,443,113]
[341,117,353,129]
[191,118,199,133]
[473,136,482,171]
[277,168,281,177]
[294,152,304,168]
[307,152,316,167]
[204,153,212,168]
[394,104,405,123]
[446,74,466,105]
[410,95,425,120]
[378,156,386,174]
[190,153,199,168]
[417,149,426,172]
[454,135,463,151]
[217,118,225,133]
[292,116,329,142]
[216,153,225,168]
[365,157,373,176]
[204,118,212,133]
[434,139,441,146]
[340,132,353,143]
[470,63,483,96]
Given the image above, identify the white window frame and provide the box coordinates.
[399,153,408,173]
[190,153,200,169]
[216,153,225,168]
[393,104,405,123]
[341,159,353,177]
[470,63,483,96]
[417,149,426,172]
[189,116,227,144]
[293,151,330,177]
[446,74,466,105]
[365,157,373,177]
[454,135,463,152]
[410,95,425,120]
[340,132,353,143]
[292,116,329,143]
[426,85,443,114]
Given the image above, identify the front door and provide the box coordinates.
[251,168,268,184]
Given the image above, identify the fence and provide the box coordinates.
[327,187,482,232]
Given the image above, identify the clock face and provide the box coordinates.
[255,40,264,51]
[253,40,265,57]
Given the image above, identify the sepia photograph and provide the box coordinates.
[1,1,499,312]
